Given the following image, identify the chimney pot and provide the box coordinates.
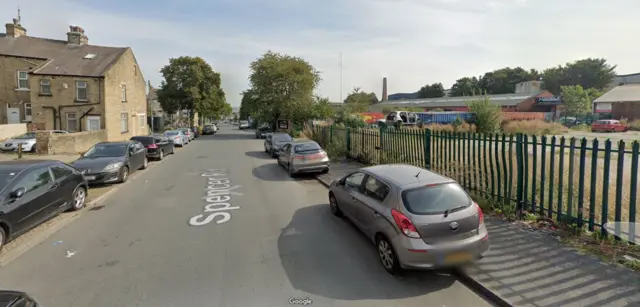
[67,25,89,45]
[5,18,26,38]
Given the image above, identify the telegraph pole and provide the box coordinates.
[339,52,343,103]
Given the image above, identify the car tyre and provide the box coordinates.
[288,164,296,177]
[376,235,402,275]
[320,168,329,174]
[329,193,343,217]
[158,150,164,160]
[141,157,148,169]
[70,186,87,211]
[0,226,5,252]
[119,166,129,183]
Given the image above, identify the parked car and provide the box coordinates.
[591,119,628,132]
[130,136,175,160]
[202,124,217,135]
[0,130,68,153]
[179,128,194,141]
[191,127,200,138]
[264,133,294,158]
[239,120,250,130]
[0,290,39,306]
[0,160,88,251]
[327,164,489,275]
[255,126,272,139]
[70,141,148,184]
[164,130,188,146]
[277,141,329,176]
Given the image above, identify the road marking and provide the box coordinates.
[189,169,243,226]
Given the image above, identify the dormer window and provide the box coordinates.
[83,53,96,59]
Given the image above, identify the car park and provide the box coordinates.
[130,135,175,160]
[327,164,489,275]
[164,130,188,146]
[0,130,68,153]
[0,160,88,251]
[264,133,293,158]
[277,141,329,176]
[70,141,148,184]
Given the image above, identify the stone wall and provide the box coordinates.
[0,123,27,140]
[36,130,107,154]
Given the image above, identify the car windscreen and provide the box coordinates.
[273,134,293,142]
[401,183,471,215]
[164,131,179,136]
[131,137,154,146]
[83,144,128,158]
[294,143,321,153]
[0,172,18,190]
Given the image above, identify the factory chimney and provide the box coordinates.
[382,77,388,101]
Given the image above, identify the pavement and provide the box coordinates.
[0,124,496,307]
[316,162,640,307]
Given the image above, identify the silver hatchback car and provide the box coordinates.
[328,164,489,275]
[277,141,330,176]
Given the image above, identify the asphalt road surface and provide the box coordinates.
[0,124,495,307]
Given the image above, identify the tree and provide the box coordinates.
[157,56,231,126]
[417,83,446,98]
[246,51,320,129]
[239,90,258,120]
[478,67,540,94]
[311,96,334,119]
[343,87,378,113]
[450,77,481,97]
[542,58,616,94]
[560,85,603,116]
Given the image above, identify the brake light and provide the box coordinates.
[294,155,304,160]
[147,144,158,149]
[391,209,420,238]
[475,202,484,225]
[175,136,180,140]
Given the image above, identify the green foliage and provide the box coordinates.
[466,94,502,134]
[417,83,446,98]
[334,109,367,128]
[311,96,335,119]
[560,85,603,116]
[477,67,541,95]
[243,51,320,128]
[542,58,616,94]
[157,56,231,126]
[450,77,481,97]
[343,87,378,113]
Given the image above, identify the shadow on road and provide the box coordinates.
[198,132,255,141]
[245,151,272,160]
[278,204,456,300]
[252,163,290,181]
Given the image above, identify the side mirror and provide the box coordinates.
[11,187,26,199]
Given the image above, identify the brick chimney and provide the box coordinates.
[5,17,26,38]
[67,25,88,45]
[382,77,388,101]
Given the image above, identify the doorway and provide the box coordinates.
[7,108,20,124]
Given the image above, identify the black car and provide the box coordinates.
[0,160,88,251]
[71,141,148,184]
[255,126,272,139]
[202,124,217,135]
[0,290,39,306]
[130,136,175,160]
[264,133,294,158]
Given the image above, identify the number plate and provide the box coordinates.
[84,176,96,180]
[444,252,472,264]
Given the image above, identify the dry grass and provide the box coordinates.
[502,119,569,135]
[628,119,640,131]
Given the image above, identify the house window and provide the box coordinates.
[76,81,88,101]
[121,112,129,133]
[86,116,101,131]
[121,85,127,102]
[17,71,29,89]
[40,79,51,95]
[66,113,78,132]
[133,65,137,77]
[24,103,32,121]
[139,113,146,127]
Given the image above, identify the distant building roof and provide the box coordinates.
[376,92,545,108]
[612,73,640,86]
[594,84,640,103]
[0,34,127,77]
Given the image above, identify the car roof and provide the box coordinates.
[96,141,131,146]
[0,159,60,173]
[363,164,453,188]
[131,136,153,139]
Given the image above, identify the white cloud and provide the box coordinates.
[3,0,639,106]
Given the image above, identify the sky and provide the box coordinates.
[2,0,639,106]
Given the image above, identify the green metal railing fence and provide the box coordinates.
[311,125,639,239]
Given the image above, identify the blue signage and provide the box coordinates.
[536,96,563,104]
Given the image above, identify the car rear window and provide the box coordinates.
[294,143,321,153]
[131,137,153,145]
[273,134,293,142]
[401,183,471,215]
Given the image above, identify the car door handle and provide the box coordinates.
[373,211,381,217]
[50,184,59,190]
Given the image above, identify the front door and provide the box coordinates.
[7,108,20,124]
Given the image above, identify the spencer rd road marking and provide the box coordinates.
[188,169,244,226]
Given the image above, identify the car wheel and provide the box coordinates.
[264,146,268,153]
[329,193,343,217]
[277,158,282,166]
[30,146,36,153]
[0,226,5,252]
[141,157,148,169]
[70,186,87,211]
[320,168,329,174]
[377,235,402,275]
[288,164,296,177]
[119,166,129,183]
[158,150,164,160]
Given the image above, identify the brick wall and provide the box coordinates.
[0,56,46,124]
[0,123,27,140]
[36,130,106,154]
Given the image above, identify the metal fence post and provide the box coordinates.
[516,133,524,218]
[346,127,351,156]
[329,125,334,143]
[424,129,431,169]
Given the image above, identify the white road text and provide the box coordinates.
[189,169,243,226]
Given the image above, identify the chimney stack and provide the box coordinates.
[5,16,26,38]
[67,25,89,45]
[382,77,388,101]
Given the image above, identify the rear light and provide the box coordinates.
[294,155,304,160]
[475,202,484,225]
[147,144,158,149]
[319,151,327,158]
[391,209,421,238]
[175,136,180,140]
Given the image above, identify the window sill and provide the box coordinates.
[122,100,127,103]
[75,99,90,103]
[38,93,52,97]
[15,88,30,92]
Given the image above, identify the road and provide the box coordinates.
[0,124,495,307]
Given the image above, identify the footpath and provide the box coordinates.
[314,161,640,307]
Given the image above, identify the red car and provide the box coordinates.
[591,119,628,132]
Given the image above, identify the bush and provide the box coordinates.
[466,95,502,134]
[424,123,476,133]
[502,120,568,135]
[628,120,640,131]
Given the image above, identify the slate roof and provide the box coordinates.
[0,34,127,77]
[375,92,545,107]
[594,84,640,103]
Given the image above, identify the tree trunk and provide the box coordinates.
[189,108,195,128]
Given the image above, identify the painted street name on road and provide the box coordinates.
[188,169,244,226]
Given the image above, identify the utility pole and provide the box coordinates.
[339,52,343,103]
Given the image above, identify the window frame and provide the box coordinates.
[363,175,390,202]
[39,79,51,95]
[86,116,101,132]
[24,103,32,121]
[343,172,366,190]
[120,112,129,133]
[121,84,127,102]
[138,113,146,127]
[75,81,88,101]
[66,112,78,132]
[10,166,54,195]
[17,71,29,89]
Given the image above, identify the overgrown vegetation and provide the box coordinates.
[502,120,568,134]
[466,94,502,134]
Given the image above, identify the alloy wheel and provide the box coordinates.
[329,195,338,214]
[73,188,86,209]
[122,168,129,181]
[378,240,395,269]
[159,150,164,160]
